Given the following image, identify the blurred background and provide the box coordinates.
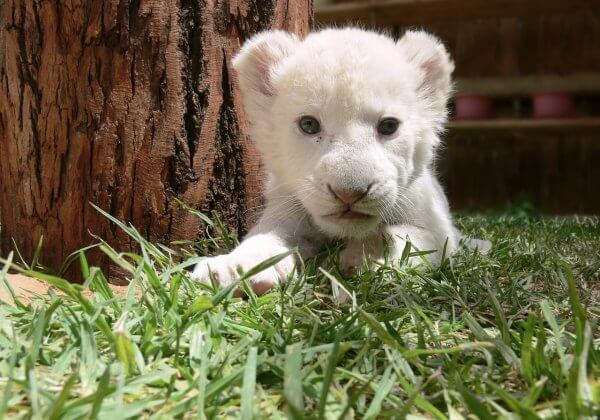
[315,0,600,214]
[2,0,598,279]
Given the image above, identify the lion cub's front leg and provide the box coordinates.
[192,232,296,295]
[339,224,456,274]
[191,212,321,295]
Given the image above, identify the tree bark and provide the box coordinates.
[0,0,312,280]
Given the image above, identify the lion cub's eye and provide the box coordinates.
[377,118,400,136]
[298,116,321,135]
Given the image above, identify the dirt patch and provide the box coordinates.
[0,274,130,305]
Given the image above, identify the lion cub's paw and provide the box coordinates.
[191,249,294,295]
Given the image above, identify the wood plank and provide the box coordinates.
[447,118,600,133]
[455,74,600,96]
[316,0,599,27]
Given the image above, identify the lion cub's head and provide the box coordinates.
[233,28,454,238]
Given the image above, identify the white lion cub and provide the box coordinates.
[193,28,467,294]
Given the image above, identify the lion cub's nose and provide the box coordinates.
[328,184,372,205]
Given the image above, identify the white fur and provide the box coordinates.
[192,28,465,293]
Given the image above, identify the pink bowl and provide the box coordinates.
[533,92,574,118]
[454,95,492,120]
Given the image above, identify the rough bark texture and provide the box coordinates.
[0,0,312,281]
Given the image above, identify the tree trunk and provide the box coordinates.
[0,0,312,281]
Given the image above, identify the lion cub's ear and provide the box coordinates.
[397,31,454,112]
[233,31,298,103]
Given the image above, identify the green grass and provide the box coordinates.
[0,207,599,418]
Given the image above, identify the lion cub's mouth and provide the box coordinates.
[324,209,375,220]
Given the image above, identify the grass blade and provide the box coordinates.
[45,374,77,420]
[241,347,258,420]
[364,366,395,420]
[317,335,340,419]
[285,343,304,417]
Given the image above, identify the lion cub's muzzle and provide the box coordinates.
[323,182,379,220]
